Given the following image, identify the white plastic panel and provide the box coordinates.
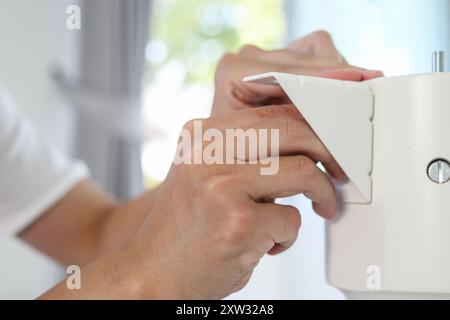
[245,72,374,203]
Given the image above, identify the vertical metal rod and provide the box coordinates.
[432,51,445,73]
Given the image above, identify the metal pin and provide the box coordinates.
[432,51,445,73]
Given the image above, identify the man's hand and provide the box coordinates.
[212,31,383,118]
[40,105,340,300]
[121,105,341,299]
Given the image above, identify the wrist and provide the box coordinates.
[116,246,199,299]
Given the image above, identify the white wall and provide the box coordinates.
[0,0,77,299]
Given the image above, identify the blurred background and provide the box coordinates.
[0,0,449,299]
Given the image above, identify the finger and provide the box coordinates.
[287,31,344,61]
[306,67,370,81]
[239,45,336,69]
[219,103,302,126]
[235,156,337,218]
[239,66,384,110]
[241,66,374,103]
[238,35,345,68]
[238,45,373,81]
[237,44,383,82]
[222,58,382,116]
[216,55,289,111]
[246,111,347,181]
[289,57,348,68]
[318,65,384,81]
[244,67,374,99]
[253,203,301,254]
[262,95,293,107]
[215,105,348,181]
[222,52,374,107]
[238,44,304,65]
[267,244,290,256]
[362,69,384,80]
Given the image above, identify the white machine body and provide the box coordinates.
[245,72,450,299]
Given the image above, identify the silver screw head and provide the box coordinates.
[432,51,445,73]
[428,159,450,184]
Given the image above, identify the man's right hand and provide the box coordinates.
[124,104,341,299]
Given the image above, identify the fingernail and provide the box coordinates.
[339,175,349,184]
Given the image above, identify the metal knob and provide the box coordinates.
[432,51,445,73]
[428,159,450,184]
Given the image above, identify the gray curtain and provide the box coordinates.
[59,0,151,199]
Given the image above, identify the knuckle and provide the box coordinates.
[311,30,332,43]
[204,174,231,195]
[223,226,246,245]
[202,117,215,129]
[223,204,255,243]
[238,255,259,272]
[217,53,238,70]
[238,44,260,55]
[182,118,214,133]
[255,105,297,119]
[182,118,201,133]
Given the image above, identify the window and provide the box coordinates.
[289,0,450,75]
[141,0,286,187]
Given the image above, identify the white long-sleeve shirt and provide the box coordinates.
[0,88,88,236]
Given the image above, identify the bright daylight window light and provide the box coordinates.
[141,0,286,187]
[292,0,450,76]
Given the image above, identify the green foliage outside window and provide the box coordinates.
[147,0,286,84]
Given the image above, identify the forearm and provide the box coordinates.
[20,180,160,266]
[38,242,186,300]
[38,249,147,299]
[94,186,161,259]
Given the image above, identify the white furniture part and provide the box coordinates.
[245,71,450,299]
